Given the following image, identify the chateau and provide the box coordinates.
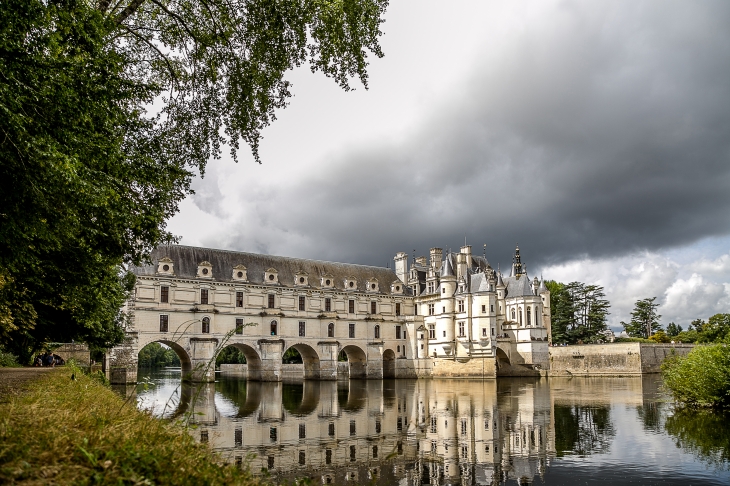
[111,244,551,382]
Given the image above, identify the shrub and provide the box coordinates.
[673,330,700,343]
[0,346,21,367]
[662,344,730,408]
[648,330,670,343]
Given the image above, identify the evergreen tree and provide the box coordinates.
[621,297,661,338]
[546,280,610,344]
[666,322,682,337]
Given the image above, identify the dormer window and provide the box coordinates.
[344,277,357,290]
[265,268,279,284]
[391,282,403,294]
[321,274,334,288]
[157,257,174,275]
[232,264,247,282]
[295,271,309,287]
[197,261,213,279]
[367,278,379,293]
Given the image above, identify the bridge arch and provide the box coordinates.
[383,348,396,379]
[339,344,368,379]
[496,347,511,368]
[220,342,264,381]
[137,338,193,382]
[283,342,321,380]
[282,381,320,416]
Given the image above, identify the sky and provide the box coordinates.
[167,0,730,331]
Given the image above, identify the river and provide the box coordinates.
[125,370,730,485]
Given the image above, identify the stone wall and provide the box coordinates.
[431,357,497,378]
[54,343,91,366]
[548,343,694,376]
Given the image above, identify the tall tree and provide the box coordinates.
[0,0,388,360]
[666,322,682,337]
[621,297,661,339]
[546,280,610,344]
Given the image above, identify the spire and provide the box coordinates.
[441,255,455,277]
[496,271,505,288]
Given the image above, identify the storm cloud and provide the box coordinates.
[172,0,730,324]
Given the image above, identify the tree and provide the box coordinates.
[666,322,682,337]
[621,297,661,339]
[697,314,730,343]
[138,342,181,367]
[545,280,610,344]
[1,0,387,360]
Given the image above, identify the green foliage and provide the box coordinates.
[0,0,387,359]
[614,336,652,343]
[283,347,303,364]
[664,408,730,469]
[666,322,682,337]
[0,346,21,367]
[674,330,700,343]
[553,405,615,456]
[662,344,730,408]
[0,370,260,484]
[698,314,730,343]
[138,343,181,368]
[215,346,248,368]
[545,281,610,344]
[621,297,661,339]
[648,329,670,343]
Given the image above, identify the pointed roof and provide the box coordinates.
[539,278,548,293]
[441,254,455,277]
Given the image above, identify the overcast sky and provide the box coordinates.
[168,0,730,330]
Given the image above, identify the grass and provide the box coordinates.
[0,367,261,485]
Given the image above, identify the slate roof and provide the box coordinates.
[133,245,407,295]
[503,274,535,298]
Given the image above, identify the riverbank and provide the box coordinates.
[0,367,260,484]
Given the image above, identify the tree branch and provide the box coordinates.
[115,0,146,25]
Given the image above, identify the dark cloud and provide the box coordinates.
[216,1,730,271]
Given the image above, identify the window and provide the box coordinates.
[375,419,381,434]
[442,287,446,294]
[200,430,208,443]
[395,303,401,316]
[348,299,355,313]
[200,289,209,305]
[442,306,446,313]
[492,327,495,336]
[374,325,380,339]
[458,321,465,337]
[159,315,169,332]
[428,303,434,316]
[511,308,516,320]
[443,330,446,337]
[349,323,355,338]
[160,286,169,303]
[327,322,334,338]
[269,427,277,441]
[371,301,377,314]
[299,321,306,337]
[428,324,435,339]
[350,420,356,436]
[268,294,275,309]
[481,304,486,313]
[268,456,275,470]
[491,304,494,312]
[299,451,305,465]
[397,345,400,352]
[325,297,331,312]
[482,328,487,337]
[519,308,523,326]
[461,419,467,435]
[397,417,403,431]
[325,449,332,465]
[298,295,305,311]
[372,446,378,459]
[485,419,490,430]
[236,318,244,334]
[431,440,437,452]
[299,423,306,439]
[430,417,437,433]
[270,320,277,336]
[458,300,464,313]
[328,423,335,436]
[527,307,532,326]
[235,427,242,446]
[202,316,210,333]
[350,445,356,461]
[396,325,401,339]
[236,291,243,307]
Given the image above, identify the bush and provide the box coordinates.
[0,346,21,367]
[648,330,670,343]
[662,344,730,408]
[673,330,700,343]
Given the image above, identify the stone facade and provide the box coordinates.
[548,343,694,376]
[110,244,551,383]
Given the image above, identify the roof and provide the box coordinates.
[132,245,407,295]
[503,274,535,298]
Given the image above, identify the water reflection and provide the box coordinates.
[134,372,730,485]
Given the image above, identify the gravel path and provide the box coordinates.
[0,367,62,402]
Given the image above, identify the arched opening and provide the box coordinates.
[496,347,511,371]
[339,345,368,379]
[283,343,321,380]
[202,316,210,333]
[374,325,380,339]
[216,343,264,381]
[383,349,396,379]
[137,340,192,382]
[270,320,278,336]
[327,322,334,338]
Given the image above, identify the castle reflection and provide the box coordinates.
[127,374,664,485]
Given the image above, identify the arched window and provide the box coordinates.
[374,325,380,339]
[519,308,523,326]
[202,316,210,333]
[397,345,400,353]
[526,307,532,327]
[270,320,278,336]
[511,309,515,320]
[327,322,334,338]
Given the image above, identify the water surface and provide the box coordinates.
[128,370,730,485]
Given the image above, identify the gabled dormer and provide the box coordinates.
[197,261,213,279]
[344,276,357,291]
[264,267,279,284]
[232,264,247,282]
[366,278,379,293]
[157,257,174,275]
[295,270,309,287]
[391,281,404,295]
[321,273,335,289]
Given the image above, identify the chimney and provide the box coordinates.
[394,252,408,284]
[429,248,443,271]
[460,245,472,268]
